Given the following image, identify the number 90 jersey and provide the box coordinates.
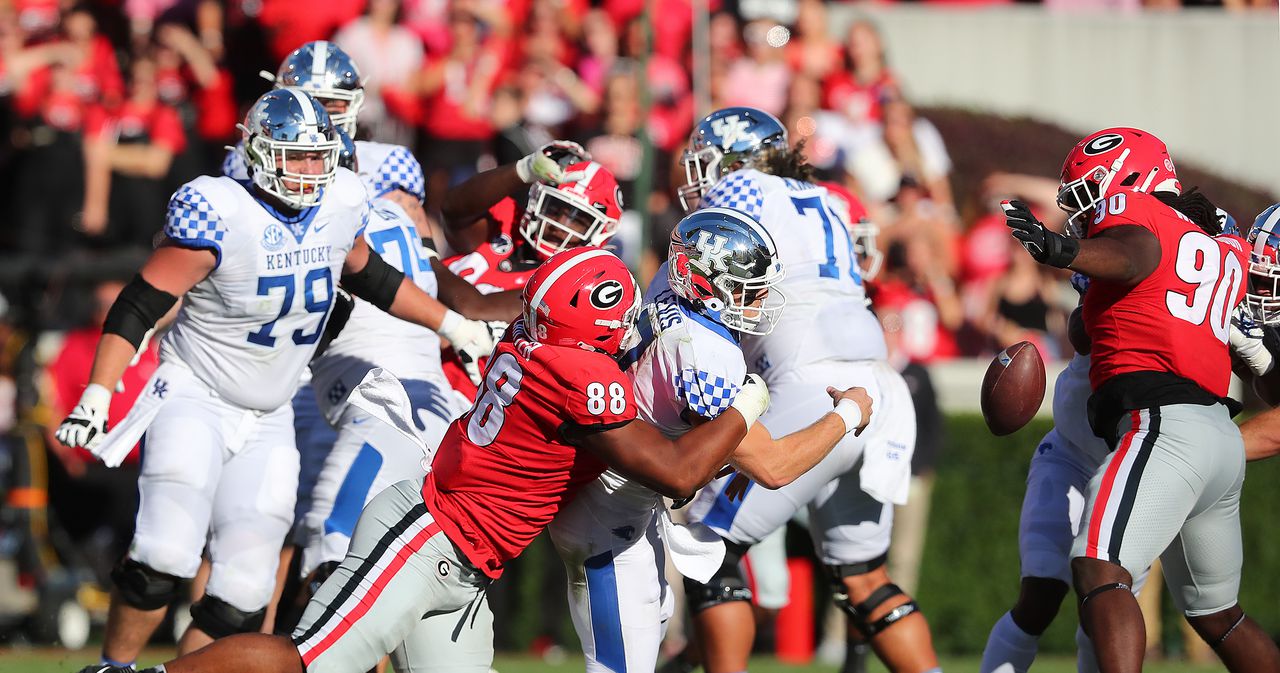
[159,171,370,411]
[701,169,886,381]
[423,321,636,579]
[1083,191,1247,397]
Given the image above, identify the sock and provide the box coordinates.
[101,655,136,670]
[841,638,870,673]
[979,611,1040,673]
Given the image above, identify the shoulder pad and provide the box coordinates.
[702,170,765,221]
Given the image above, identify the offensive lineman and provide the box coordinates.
[58,89,493,672]
[1003,127,1279,673]
[109,247,872,673]
[548,206,874,673]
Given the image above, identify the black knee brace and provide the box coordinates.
[111,558,182,611]
[832,574,920,639]
[683,542,753,614]
[189,595,267,639]
[1078,581,1130,612]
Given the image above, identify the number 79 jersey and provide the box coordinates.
[1083,191,1247,396]
[158,172,370,411]
[701,169,886,379]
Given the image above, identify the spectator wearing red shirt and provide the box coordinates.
[154,23,237,154]
[43,279,163,579]
[823,19,899,126]
[81,53,186,249]
[785,0,843,81]
[870,238,963,364]
[415,1,511,205]
[256,0,364,64]
[15,5,124,118]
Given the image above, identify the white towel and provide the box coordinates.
[346,368,434,468]
[857,361,914,505]
[658,508,725,583]
[90,361,194,468]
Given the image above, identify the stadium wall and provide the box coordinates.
[826,6,1280,194]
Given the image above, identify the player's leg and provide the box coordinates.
[390,591,495,672]
[139,479,487,673]
[181,403,300,653]
[98,392,229,668]
[981,430,1090,673]
[1070,405,1214,673]
[549,486,667,673]
[1159,410,1280,673]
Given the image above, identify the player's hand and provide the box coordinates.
[729,374,770,429]
[724,471,753,502]
[516,141,590,186]
[1231,305,1274,376]
[1003,200,1079,269]
[439,311,497,385]
[827,386,872,436]
[55,383,112,450]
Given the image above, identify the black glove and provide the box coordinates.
[1003,199,1079,268]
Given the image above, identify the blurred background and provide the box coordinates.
[0,0,1277,670]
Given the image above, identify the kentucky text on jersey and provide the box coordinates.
[265,245,333,271]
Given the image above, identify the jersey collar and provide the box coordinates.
[675,296,740,345]
[240,180,323,244]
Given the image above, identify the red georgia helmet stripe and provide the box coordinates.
[528,248,616,333]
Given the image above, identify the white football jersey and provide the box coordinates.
[310,197,445,423]
[159,171,370,411]
[701,169,887,381]
[598,263,747,497]
[224,139,425,203]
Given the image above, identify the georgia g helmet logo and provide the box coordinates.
[589,280,625,309]
[710,115,758,150]
[1083,133,1124,156]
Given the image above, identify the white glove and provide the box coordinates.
[439,310,497,385]
[515,141,591,186]
[729,374,770,429]
[55,383,112,450]
[1230,307,1274,376]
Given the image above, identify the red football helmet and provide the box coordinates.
[1057,127,1180,236]
[522,247,641,356]
[520,161,624,260]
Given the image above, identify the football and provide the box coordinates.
[980,341,1047,436]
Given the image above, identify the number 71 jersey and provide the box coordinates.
[1083,191,1246,397]
[159,172,370,411]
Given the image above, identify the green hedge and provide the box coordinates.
[917,413,1280,655]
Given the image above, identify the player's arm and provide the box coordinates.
[1242,407,1280,461]
[1003,200,1159,285]
[430,257,523,322]
[56,244,212,449]
[441,141,590,253]
[342,237,494,374]
[727,387,873,489]
[576,378,772,499]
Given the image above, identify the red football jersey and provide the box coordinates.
[422,321,636,579]
[442,198,541,397]
[1083,192,1246,397]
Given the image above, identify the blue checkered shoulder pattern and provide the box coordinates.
[703,172,764,220]
[221,141,248,180]
[372,146,425,202]
[165,184,227,256]
[676,368,741,419]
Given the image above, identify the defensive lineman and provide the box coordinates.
[549,205,875,673]
[57,89,493,672]
[1003,127,1279,673]
[679,107,941,673]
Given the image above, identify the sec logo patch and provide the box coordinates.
[261,223,287,252]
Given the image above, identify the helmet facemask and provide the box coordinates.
[1247,241,1280,325]
[1057,149,1130,238]
[244,127,341,209]
[310,89,365,137]
[520,184,618,259]
[678,145,725,212]
[849,219,882,281]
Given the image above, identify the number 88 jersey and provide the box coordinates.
[1083,190,1247,397]
[423,321,636,578]
[159,172,369,411]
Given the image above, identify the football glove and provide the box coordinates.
[515,141,591,186]
[56,383,112,450]
[1230,305,1274,376]
[1003,200,1079,268]
[729,374,770,429]
[439,310,497,385]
